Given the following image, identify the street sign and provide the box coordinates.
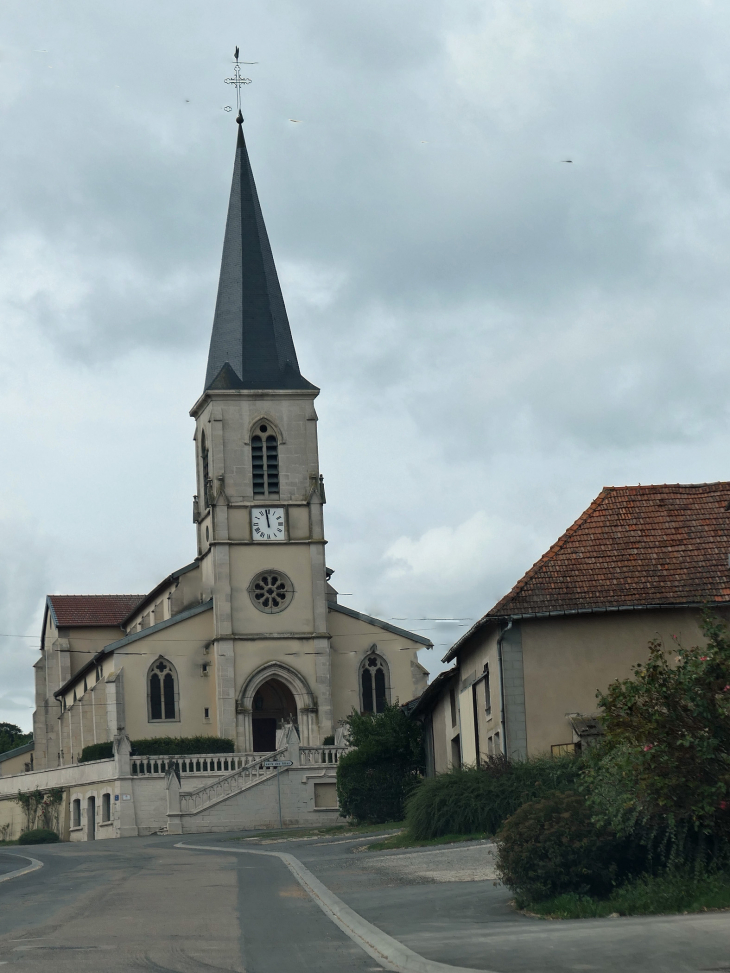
[263,759,293,768]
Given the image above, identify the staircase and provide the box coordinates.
[176,747,287,815]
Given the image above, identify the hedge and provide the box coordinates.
[19,829,59,845]
[497,790,639,902]
[336,705,424,823]
[79,736,234,763]
[337,750,420,823]
[405,756,581,839]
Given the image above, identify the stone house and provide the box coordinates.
[421,482,730,770]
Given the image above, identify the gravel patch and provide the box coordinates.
[363,842,499,884]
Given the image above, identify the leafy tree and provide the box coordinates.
[336,705,423,823]
[0,723,32,756]
[584,614,730,845]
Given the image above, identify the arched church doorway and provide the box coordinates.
[252,678,297,752]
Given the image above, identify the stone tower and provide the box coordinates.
[189,118,331,752]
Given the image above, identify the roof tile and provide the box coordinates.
[490,483,730,616]
[48,594,145,628]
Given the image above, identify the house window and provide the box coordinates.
[360,653,389,714]
[101,793,111,822]
[251,425,279,496]
[83,678,87,693]
[493,731,500,754]
[204,707,210,721]
[484,665,491,717]
[72,798,81,828]
[449,686,457,728]
[148,657,179,722]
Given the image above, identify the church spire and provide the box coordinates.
[204,114,316,392]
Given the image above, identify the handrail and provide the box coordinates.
[177,747,289,814]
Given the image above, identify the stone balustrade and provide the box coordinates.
[131,752,261,778]
[299,745,349,765]
[178,747,289,814]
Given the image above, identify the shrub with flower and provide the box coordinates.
[583,615,730,851]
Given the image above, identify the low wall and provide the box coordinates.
[0,744,349,841]
[171,764,344,834]
[0,758,116,796]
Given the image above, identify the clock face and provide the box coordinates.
[251,507,285,541]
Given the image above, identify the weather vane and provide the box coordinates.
[224,46,257,122]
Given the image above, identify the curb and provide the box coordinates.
[0,854,44,885]
[176,840,496,973]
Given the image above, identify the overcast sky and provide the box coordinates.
[2,1,730,731]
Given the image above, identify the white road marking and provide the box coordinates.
[0,854,44,884]
[175,841,498,973]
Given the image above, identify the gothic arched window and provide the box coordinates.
[147,657,179,722]
[251,424,279,496]
[201,431,210,508]
[360,653,390,714]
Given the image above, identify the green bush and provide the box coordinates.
[337,705,423,823]
[522,867,730,918]
[18,828,59,845]
[406,755,580,840]
[337,752,420,823]
[78,742,114,762]
[496,790,639,903]
[79,736,234,762]
[588,615,730,840]
[0,722,32,756]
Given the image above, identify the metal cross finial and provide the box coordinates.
[225,46,256,120]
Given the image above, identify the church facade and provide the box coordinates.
[31,118,430,772]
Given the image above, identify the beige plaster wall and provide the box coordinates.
[229,544,315,635]
[521,608,715,756]
[115,609,215,741]
[0,750,33,777]
[327,608,428,726]
[455,627,502,764]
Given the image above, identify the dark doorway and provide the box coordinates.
[252,718,277,752]
[251,678,297,752]
[87,796,96,840]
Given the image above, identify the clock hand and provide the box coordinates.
[265,510,271,528]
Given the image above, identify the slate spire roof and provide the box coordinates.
[204,120,317,392]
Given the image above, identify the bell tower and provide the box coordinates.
[190,111,331,751]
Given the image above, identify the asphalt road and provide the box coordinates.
[0,832,728,973]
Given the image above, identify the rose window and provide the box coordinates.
[248,570,294,614]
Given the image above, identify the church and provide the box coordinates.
[30,114,430,773]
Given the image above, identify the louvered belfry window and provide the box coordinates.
[251,424,279,496]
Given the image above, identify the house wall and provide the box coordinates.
[433,682,458,774]
[453,626,503,765]
[443,606,723,765]
[0,750,33,777]
[520,607,717,756]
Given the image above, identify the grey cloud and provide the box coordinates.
[3,0,730,721]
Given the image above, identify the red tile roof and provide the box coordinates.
[490,483,730,617]
[47,594,145,628]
